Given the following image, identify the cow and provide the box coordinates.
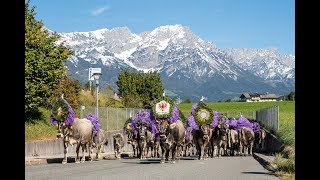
[182,127,196,157]
[56,117,94,164]
[228,129,239,156]
[158,119,185,164]
[152,135,161,158]
[92,128,108,160]
[192,124,212,160]
[113,133,124,159]
[254,129,267,152]
[211,123,229,158]
[238,127,255,156]
[145,130,156,158]
[136,120,149,159]
[126,130,139,158]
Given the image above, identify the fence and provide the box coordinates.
[80,105,278,133]
[255,106,279,133]
[80,106,150,131]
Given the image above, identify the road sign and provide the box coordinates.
[88,68,101,81]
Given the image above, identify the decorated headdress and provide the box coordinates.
[49,94,76,135]
[123,111,134,135]
[49,94,76,126]
[150,95,179,124]
[130,110,159,135]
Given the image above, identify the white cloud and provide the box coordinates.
[91,5,110,16]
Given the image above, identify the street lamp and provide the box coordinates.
[92,72,102,118]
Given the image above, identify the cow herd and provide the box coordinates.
[51,95,267,165]
[117,118,267,164]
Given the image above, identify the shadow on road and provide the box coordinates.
[242,171,276,176]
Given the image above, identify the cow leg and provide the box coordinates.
[160,144,166,164]
[62,142,68,164]
[171,144,177,163]
[75,143,81,163]
[81,144,86,163]
[95,144,101,160]
[249,142,253,155]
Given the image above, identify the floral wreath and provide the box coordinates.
[151,96,175,119]
[187,100,213,130]
[123,117,134,135]
[49,95,75,135]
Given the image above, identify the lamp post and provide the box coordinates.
[92,72,102,118]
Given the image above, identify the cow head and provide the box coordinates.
[137,120,148,140]
[157,120,169,140]
[114,134,123,148]
[216,123,229,141]
[55,121,72,140]
[200,124,210,140]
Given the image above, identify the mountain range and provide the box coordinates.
[56,24,295,102]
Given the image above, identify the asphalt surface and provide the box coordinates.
[25,154,278,180]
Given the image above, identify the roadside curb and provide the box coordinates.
[25,152,134,166]
[253,152,276,172]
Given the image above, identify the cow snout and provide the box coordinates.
[56,133,64,138]
[160,134,166,139]
[203,135,209,140]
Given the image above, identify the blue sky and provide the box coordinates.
[29,0,295,55]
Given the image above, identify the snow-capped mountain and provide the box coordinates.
[57,24,295,102]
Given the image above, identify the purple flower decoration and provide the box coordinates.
[86,113,101,134]
[169,105,179,124]
[225,118,238,130]
[190,103,198,116]
[123,128,127,135]
[187,115,199,130]
[252,122,261,132]
[131,111,159,135]
[236,115,253,131]
[210,111,219,129]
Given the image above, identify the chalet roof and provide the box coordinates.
[240,92,278,99]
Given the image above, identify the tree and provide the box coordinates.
[25,0,73,119]
[288,91,295,101]
[182,99,191,103]
[48,78,82,109]
[116,68,164,108]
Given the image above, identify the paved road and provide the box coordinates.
[25,156,278,180]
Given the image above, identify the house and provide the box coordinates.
[240,92,278,102]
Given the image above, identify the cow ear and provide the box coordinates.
[225,124,229,128]
[218,124,221,128]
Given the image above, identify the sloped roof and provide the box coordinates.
[240,92,278,99]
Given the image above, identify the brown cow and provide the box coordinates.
[254,129,267,152]
[113,133,124,159]
[238,127,255,156]
[212,123,229,158]
[228,129,239,156]
[193,124,212,160]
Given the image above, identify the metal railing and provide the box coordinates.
[255,106,279,133]
[80,106,150,131]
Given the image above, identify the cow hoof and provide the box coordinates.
[81,160,85,163]
[160,160,165,164]
[75,161,80,164]
[62,160,67,164]
[171,160,176,164]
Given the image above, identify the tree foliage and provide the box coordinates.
[25,0,73,119]
[116,68,164,108]
[48,78,82,109]
[288,91,295,101]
